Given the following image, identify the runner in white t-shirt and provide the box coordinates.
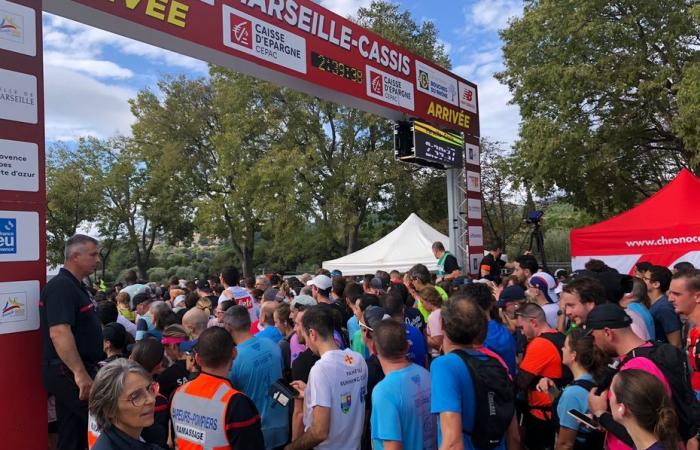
[219,267,259,322]
[287,306,368,450]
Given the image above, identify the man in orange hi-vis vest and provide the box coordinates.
[170,327,265,450]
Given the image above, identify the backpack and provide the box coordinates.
[551,379,605,450]
[620,343,700,441]
[539,331,574,388]
[454,349,515,449]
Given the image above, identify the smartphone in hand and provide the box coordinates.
[568,409,599,429]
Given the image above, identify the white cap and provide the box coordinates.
[173,294,186,308]
[307,274,332,290]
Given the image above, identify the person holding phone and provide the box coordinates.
[609,369,680,450]
[537,328,606,449]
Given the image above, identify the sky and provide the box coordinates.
[42,0,523,147]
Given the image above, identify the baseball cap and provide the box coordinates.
[291,294,317,309]
[583,304,633,335]
[554,269,568,278]
[361,306,390,332]
[528,276,553,303]
[263,288,280,302]
[132,292,154,307]
[307,274,332,290]
[330,270,343,277]
[103,322,127,349]
[172,294,186,308]
[179,339,198,353]
[369,277,387,291]
[195,279,211,292]
[497,285,526,308]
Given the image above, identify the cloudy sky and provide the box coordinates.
[42,0,523,146]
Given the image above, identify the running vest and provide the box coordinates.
[170,373,240,450]
[436,251,453,277]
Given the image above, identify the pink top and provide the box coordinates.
[427,309,443,356]
[290,332,307,363]
[606,347,671,450]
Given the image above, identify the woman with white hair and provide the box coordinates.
[88,359,159,450]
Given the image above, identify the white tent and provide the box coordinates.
[322,213,450,276]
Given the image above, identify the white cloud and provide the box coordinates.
[44,66,136,141]
[44,52,134,79]
[42,13,208,74]
[468,0,523,31]
[454,49,519,148]
[437,38,453,56]
[318,0,372,18]
[453,48,503,80]
[473,76,520,148]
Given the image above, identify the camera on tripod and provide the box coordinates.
[524,210,544,225]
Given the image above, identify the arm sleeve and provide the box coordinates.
[428,311,443,337]
[656,307,682,334]
[225,393,265,450]
[307,366,332,408]
[520,338,558,376]
[371,387,402,442]
[598,412,634,447]
[430,357,462,414]
[44,281,76,327]
[444,255,460,273]
[557,388,584,431]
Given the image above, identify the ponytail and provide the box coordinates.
[655,406,679,450]
[613,370,680,449]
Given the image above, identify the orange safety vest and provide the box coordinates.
[170,373,240,450]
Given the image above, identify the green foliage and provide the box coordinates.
[498,0,700,217]
[46,141,102,265]
[46,1,461,276]
[147,267,168,283]
[480,139,525,253]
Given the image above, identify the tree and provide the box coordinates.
[479,139,525,253]
[286,1,452,255]
[46,141,102,265]
[79,136,193,280]
[130,74,299,278]
[128,1,453,274]
[497,0,700,217]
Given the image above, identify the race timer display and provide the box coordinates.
[311,52,363,84]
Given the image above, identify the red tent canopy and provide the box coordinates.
[570,169,700,273]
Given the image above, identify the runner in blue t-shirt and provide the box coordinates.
[226,305,288,450]
[431,296,511,450]
[371,320,436,450]
[384,292,428,367]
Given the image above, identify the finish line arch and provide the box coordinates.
[0,1,482,448]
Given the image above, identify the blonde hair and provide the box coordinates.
[196,298,212,316]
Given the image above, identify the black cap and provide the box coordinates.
[196,279,212,292]
[362,306,389,332]
[132,292,154,306]
[497,285,526,308]
[369,277,387,291]
[583,304,633,334]
[103,322,127,349]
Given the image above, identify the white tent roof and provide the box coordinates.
[322,213,450,276]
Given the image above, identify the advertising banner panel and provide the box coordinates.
[45,0,479,135]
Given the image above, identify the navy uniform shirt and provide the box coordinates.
[40,268,104,364]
